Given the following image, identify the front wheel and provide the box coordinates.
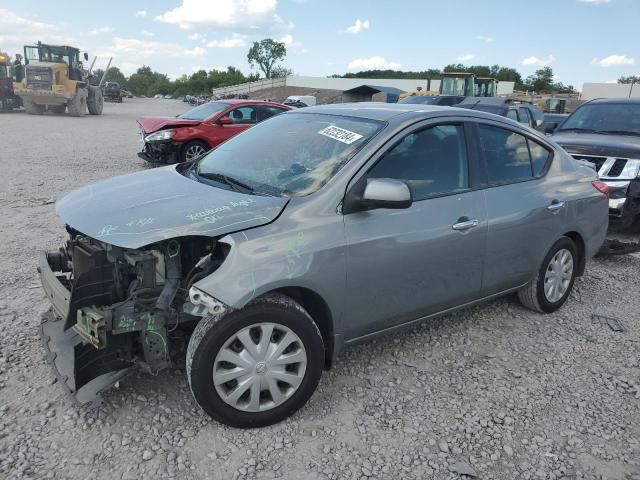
[518,236,578,313]
[181,140,209,163]
[186,293,324,428]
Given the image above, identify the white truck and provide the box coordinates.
[283,95,316,108]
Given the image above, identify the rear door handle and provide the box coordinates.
[547,201,566,212]
[452,218,479,231]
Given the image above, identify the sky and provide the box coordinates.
[1,0,638,89]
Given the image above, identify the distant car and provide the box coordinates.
[283,95,317,108]
[154,94,163,99]
[552,98,640,230]
[41,103,608,428]
[398,95,465,106]
[104,82,122,103]
[456,98,545,132]
[137,99,291,163]
[164,94,172,99]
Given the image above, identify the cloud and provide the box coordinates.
[206,34,247,48]
[348,56,401,70]
[345,19,370,34]
[0,8,75,51]
[522,55,556,66]
[278,34,304,53]
[475,35,494,43]
[188,33,202,40]
[605,79,618,83]
[88,26,114,35]
[457,53,474,62]
[135,10,147,17]
[141,30,154,37]
[592,54,635,67]
[96,37,207,62]
[577,0,610,4]
[155,0,282,31]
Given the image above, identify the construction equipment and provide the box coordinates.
[439,72,498,97]
[0,54,22,111]
[14,42,103,116]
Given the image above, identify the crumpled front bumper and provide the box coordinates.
[138,140,181,164]
[38,251,133,406]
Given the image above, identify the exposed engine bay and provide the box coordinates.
[39,228,229,404]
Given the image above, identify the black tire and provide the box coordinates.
[518,236,578,313]
[180,140,209,163]
[23,97,45,115]
[68,88,86,117]
[186,293,324,428]
[87,86,104,115]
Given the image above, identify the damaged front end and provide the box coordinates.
[39,229,228,405]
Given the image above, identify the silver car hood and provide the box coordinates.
[56,165,288,249]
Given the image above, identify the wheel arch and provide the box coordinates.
[562,230,586,276]
[269,286,335,369]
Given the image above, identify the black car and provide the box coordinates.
[456,97,545,132]
[552,98,640,229]
[398,95,465,106]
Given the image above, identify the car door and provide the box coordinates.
[343,122,487,339]
[475,122,565,295]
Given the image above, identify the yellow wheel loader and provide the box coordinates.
[14,42,103,117]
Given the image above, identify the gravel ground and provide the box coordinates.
[0,99,639,480]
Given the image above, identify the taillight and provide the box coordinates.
[592,180,609,198]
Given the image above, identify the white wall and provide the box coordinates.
[581,82,640,100]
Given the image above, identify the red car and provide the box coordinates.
[137,99,291,164]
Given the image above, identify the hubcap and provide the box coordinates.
[185,145,206,161]
[213,323,307,412]
[544,248,574,303]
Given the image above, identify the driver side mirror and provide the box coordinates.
[217,116,233,125]
[344,178,412,214]
[84,52,89,61]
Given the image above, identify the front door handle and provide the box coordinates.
[547,200,566,212]
[452,217,479,231]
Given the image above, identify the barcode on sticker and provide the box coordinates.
[318,125,363,145]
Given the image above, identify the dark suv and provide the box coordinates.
[552,98,640,229]
[456,98,545,132]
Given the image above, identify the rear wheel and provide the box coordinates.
[181,140,209,163]
[186,293,324,428]
[87,86,104,115]
[518,237,578,313]
[23,98,45,115]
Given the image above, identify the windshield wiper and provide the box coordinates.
[197,171,255,194]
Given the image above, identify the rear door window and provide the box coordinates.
[519,107,531,125]
[478,125,533,185]
[506,109,519,122]
[258,106,287,122]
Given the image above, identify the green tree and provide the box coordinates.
[618,75,640,84]
[524,67,555,93]
[247,38,286,79]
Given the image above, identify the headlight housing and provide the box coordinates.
[144,129,175,142]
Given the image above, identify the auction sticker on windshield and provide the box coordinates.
[318,125,363,145]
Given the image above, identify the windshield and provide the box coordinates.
[398,96,439,105]
[179,102,229,120]
[559,103,640,135]
[195,112,384,196]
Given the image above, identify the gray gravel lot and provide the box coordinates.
[0,99,639,480]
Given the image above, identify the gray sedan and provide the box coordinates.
[40,103,608,428]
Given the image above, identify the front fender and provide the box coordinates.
[192,218,347,332]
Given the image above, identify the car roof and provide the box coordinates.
[292,102,530,124]
[586,98,640,105]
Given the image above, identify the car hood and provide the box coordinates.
[137,116,202,133]
[552,132,640,158]
[56,166,288,249]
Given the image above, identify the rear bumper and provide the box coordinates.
[38,251,133,405]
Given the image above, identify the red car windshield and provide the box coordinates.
[179,102,229,120]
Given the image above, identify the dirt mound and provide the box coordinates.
[243,86,343,105]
